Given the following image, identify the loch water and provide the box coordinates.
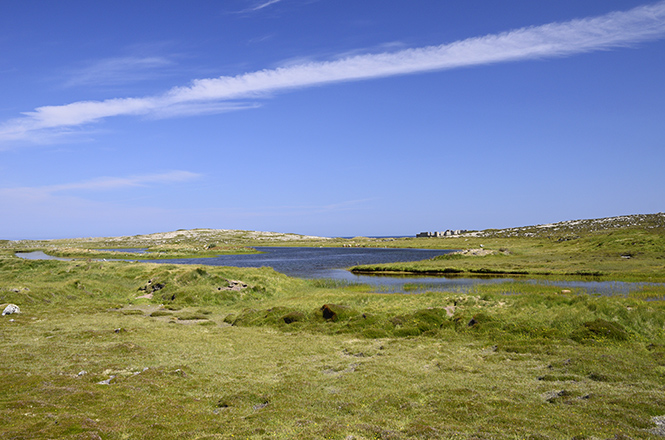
[16,247,664,296]
[138,246,664,296]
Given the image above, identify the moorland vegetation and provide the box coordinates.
[0,213,664,439]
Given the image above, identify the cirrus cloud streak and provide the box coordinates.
[2,1,665,145]
[0,170,202,199]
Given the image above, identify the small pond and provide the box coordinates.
[142,246,454,277]
[14,251,70,261]
[15,247,665,296]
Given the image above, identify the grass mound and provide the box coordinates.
[2,256,665,439]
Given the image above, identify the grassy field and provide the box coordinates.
[3,214,663,281]
[1,214,665,439]
[351,215,665,282]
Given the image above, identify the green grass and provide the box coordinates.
[2,255,665,439]
[1,215,664,438]
[30,244,259,261]
[351,225,665,282]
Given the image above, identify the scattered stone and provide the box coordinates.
[467,317,478,327]
[650,415,665,436]
[453,248,495,257]
[561,289,572,294]
[543,389,570,403]
[253,402,269,410]
[482,345,498,354]
[77,370,88,377]
[217,280,248,291]
[2,304,20,315]
[138,280,165,294]
[97,376,116,385]
[322,362,359,377]
[133,367,149,376]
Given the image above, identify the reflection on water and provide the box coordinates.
[140,246,455,277]
[15,247,664,296]
[15,251,69,261]
[323,269,662,296]
[138,246,664,296]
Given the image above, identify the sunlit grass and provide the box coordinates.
[1,255,665,438]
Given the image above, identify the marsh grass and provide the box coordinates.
[351,225,665,282]
[1,255,665,439]
[47,245,259,261]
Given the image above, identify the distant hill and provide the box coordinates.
[474,213,665,239]
[4,213,664,248]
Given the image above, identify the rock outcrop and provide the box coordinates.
[2,304,20,315]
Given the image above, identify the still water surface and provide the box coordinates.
[142,247,453,277]
[16,247,664,296]
[140,247,663,296]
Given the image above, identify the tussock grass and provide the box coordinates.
[1,255,665,439]
[351,224,665,282]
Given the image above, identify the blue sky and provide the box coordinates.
[1,0,664,240]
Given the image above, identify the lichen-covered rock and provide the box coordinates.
[2,304,20,315]
[217,279,248,291]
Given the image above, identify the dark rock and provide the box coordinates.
[321,304,336,321]
[282,311,305,324]
[139,281,166,293]
[320,304,350,321]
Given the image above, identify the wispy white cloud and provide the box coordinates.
[250,0,282,12]
[0,171,203,239]
[63,56,175,88]
[0,170,202,198]
[2,1,665,145]
[233,0,282,14]
[147,101,261,119]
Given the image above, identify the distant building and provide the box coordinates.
[416,229,467,238]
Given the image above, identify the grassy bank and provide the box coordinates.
[3,214,663,282]
[45,245,260,261]
[2,256,665,439]
[351,223,665,282]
